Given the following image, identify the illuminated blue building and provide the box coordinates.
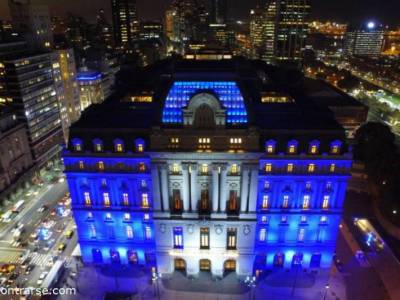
[63,58,357,277]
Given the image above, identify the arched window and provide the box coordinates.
[265,139,276,154]
[330,140,342,154]
[309,140,320,154]
[93,138,103,152]
[287,139,298,154]
[135,138,145,152]
[113,138,124,153]
[71,138,83,152]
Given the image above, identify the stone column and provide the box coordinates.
[219,165,228,212]
[212,164,219,212]
[182,163,190,212]
[240,166,250,213]
[248,165,259,212]
[160,164,169,212]
[151,164,161,211]
[190,163,198,212]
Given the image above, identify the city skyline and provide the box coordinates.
[0,0,399,26]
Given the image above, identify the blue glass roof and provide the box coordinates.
[162,81,248,124]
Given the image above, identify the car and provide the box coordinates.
[65,230,74,239]
[57,243,66,253]
[37,272,48,285]
[25,264,35,275]
[7,273,18,284]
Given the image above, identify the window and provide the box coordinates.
[259,228,267,242]
[141,180,147,188]
[228,191,238,212]
[89,224,96,238]
[265,163,272,172]
[302,195,310,209]
[145,226,152,240]
[74,143,82,151]
[143,213,149,221]
[267,144,274,153]
[310,145,318,154]
[139,162,146,172]
[201,164,208,174]
[281,215,287,223]
[261,216,268,223]
[308,164,315,173]
[198,137,211,150]
[262,195,269,209]
[84,192,91,206]
[227,228,237,250]
[172,163,180,174]
[103,193,110,207]
[298,228,305,242]
[124,213,131,221]
[115,143,123,152]
[230,164,238,174]
[305,182,312,190]
[142,193,149,208]
[230,138,243,150]
[331,145,340,154]
[173,227,183,249]
[79,161,84,170]
[329,164,336,172]
[288,144,296,154]
[122,193,129,206]
[300,216,307,223]
[320,216,327,224]
[137,143,144,152]
[87,212,93,219]
[287,163,294,173]
[101,179,107,187]
[264,181,270,189]
[98,161,104,171]
[126,226,133,239]
[169,137,180,149]
[95,143,102,152]
[200,227,210,249]
[283,195,289,208]
[172,190,182,211]
[326,182,332,190]
[105,213,112,220]
[322,195,330,209]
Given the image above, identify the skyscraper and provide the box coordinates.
[111,0,140,46]
[8,0,53,51]
[249,6,266,59]
[210,0,228,24]
[344,22,384,57]
[263,0,310,64]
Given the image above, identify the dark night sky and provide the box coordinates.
[0,0,399,26]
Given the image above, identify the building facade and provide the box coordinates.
[111,0,140,46]
[344,23,384,57]
[76,71,104,111]
[63,58,352,277]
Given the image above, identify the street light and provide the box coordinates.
[323,283,330,300]
[152,271,162,300]
[244,276,256,300]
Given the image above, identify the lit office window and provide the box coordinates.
[227,228,237,250]
[265,164,272,172]
[172,163,180,174]
[173,227,183,249]
[98,161,105,171]
[302,195,310,209]
[103,193,110,207]
[287,163,294,173]
[283,195,289,208]
[142,193,149,208]
[84,192,91,206]
[262,195,269,209]
[126,225,134,239]
[200,227,210,249]
[330,164,336,172]
[298,228,305,242]
[201,164,208,174]
[123,193,129,206]
[308,164,315,173]
[198,137,211,150]
[322,195,330,209]
[231,164,238,174]
[259,228,267,242]
[79,161,84,170]
[145,226,152,240]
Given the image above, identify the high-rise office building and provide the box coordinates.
[249,6,266,58]
[63,58,354,277]
[344,22,384,57]
[96,9,114,49]
[210,0,228,25]
[8,0,53,51]
[51,49,81,142]
[111,0,140,46]
[0,43,63,166]
[263,0,310,64]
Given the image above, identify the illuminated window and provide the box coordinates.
[79,161,84,170]
[261,216,268,223]
[265,140,276,154]
[115,143,123,152]
[331,145,340,154]
[137,143,144,152]
[173,227,183,249]
[231,164,238,174]
[305,182,312,190]
[126,225,133,239]
[103,193,110,207]
[172,163,180,174]
[230,138,242,144]
[287,163,294,172]
[122,193,129,206]
[198,137,211,150]
[330,164,336,172]
[74,143,82,151]
[87,212,93,219]
[84,192,91,206]
[89,224,96,238]
[201,164,208,174]
[300,215,307,223]
[139,162,146,172]
[227,228,237,250]
[320,216,327,223]
[322,195,330,209]
[264,181,270,189]
[200,227,210,249]
[262,195,269,209]
[283,195,289,208]
[145,226,152,240]
[144,213,149,221]
[259,228,267,242]
[141,180,147,188]
[288,144,296,154]
[169,137,180,149]
[105,213,112,220]
[302,195,310,209]
[142,193,149,208]
[281,216,287,223]
[310,145,318,154]
[124,213,131,221]
[267,145,274,154]
[98,161,104,170]
[308,164,315,173]
[265,164,272,172]
[298,228,305,242]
